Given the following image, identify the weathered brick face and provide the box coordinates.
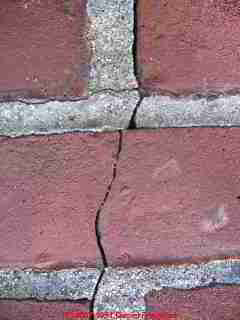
[101,129,240,267]
[0,132,118,269]
[0,0,89,100]
[138,0,240,95]
[1,0,240,316]
[146,286,240,319]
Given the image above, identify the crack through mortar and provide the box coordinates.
[90,2,142,315]
[2,0,143,129]
[0,0,142,315]
[129,0,144,130]
[90,2,141,313]
[90,130,123,319]
[128,95,143,129]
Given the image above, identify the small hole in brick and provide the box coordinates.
[236,196,240,200]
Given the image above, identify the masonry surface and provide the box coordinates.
[100,128,240,267]
[1,0,240,319]
[0,0,89,100]
[137,0,240,95]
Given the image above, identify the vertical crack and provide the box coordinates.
[91,0,140,315]
[132,0,140,85]
[90,130,123,319]
[128,95,143,129]
[129,0,144,129]
[95,130,122,268]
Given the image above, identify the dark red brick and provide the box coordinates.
[101,129,240,267]
[138,0,240,95]
[0,0,89,100]
[0,300,90,320]
[146,286,240,320]
[0,132,118,269]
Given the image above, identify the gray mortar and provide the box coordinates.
[1,260,240,313]
[136,95,240,128]
[94,259,240,315]
[0,91,139,137]
[0,0,139,138]
[0,268,100,300]
[87,0,137,93]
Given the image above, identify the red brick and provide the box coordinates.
[0,132,118,269]
[101,129,240,266]
[146,286,240,319]
[0,300,90,320]
[0,0,89,100]
[138,0,240,95]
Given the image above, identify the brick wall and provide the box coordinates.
[1,1,240,319]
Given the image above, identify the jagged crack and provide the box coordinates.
[91,130,123,319]
[95,130,122,268]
